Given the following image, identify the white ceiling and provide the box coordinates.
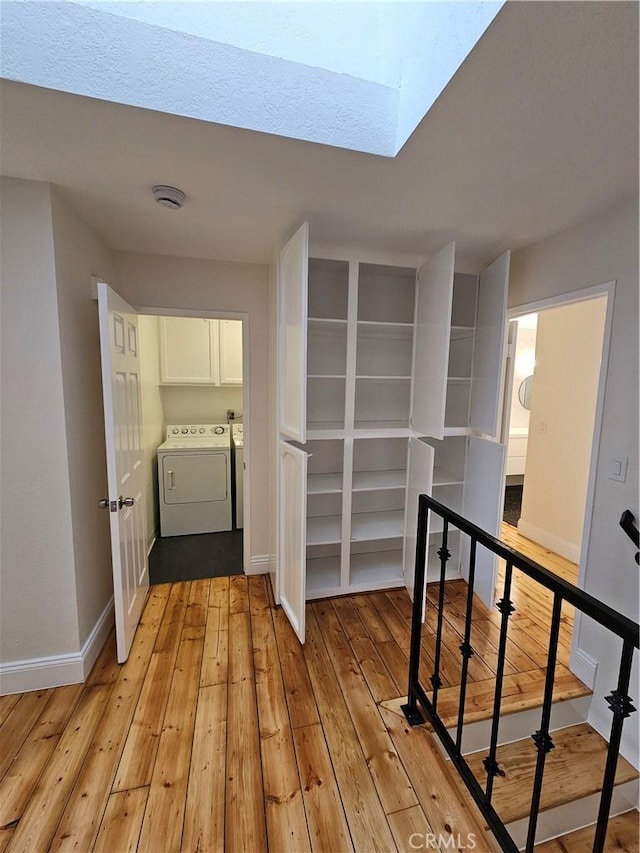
[1,1,637,270]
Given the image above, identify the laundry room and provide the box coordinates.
[137,312,246,584]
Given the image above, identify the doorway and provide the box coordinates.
[498,284,613,671]
[136,310,250,584]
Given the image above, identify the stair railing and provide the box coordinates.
[620,509,639,564]
[402,494,639,853]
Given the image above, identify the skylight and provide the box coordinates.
[1,1,504,156]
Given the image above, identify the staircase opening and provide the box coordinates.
[401,494,639,852]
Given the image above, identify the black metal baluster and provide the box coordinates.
[431,520,450,715]
[455,537,477,752]
[525,592,563,852]
[402,495,429,726]
[485,560,515,802]
[592,638,637,852]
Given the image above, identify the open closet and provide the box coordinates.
[277,223,510,641]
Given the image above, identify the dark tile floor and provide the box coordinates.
[149,530,243,584]
[503,484,524,527]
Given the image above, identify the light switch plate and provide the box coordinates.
[609,456,628,483]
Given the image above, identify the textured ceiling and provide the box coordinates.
[1,1,637,270]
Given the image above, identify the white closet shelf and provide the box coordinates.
[350,510,404,541]
[349,551,403,588]
[432,471,464,487]
[356,375,411,381]
[308,317,348,328]
[307,421,346,433]
[307,515,342,546]
[357,320,413,329]
[307,556,341,595]
[447,377,472,383]
[307,374,347,380]
[352,469,406,491]
[443,427,472,437]
[450,325,475,335]
[357,322,413,341]
[353,422,411,435]
[307,472,343,494]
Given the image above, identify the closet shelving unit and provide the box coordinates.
[277,222,510,642]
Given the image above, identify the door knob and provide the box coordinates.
[119,496,135,508]
[98,498,110,509]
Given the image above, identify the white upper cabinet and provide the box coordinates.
[278,222,309,442]
[218,319,243,385]
[411,242,455,439]
[159,317,219,385]
[469,251,510,437]
[159,317,243,386]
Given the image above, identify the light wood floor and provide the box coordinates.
[0,526,599,853]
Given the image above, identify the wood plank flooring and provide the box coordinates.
[1,525,622,853]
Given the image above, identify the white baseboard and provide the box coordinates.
[247,554,271,575]
[0,598,114,695]
[146,531,158,557]
[516,518,581,563]
[570,647,599,691]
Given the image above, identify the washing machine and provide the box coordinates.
[232,422,244,529]
[157,424,231,536]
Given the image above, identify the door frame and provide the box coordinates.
[502,280,616,688]
[137,304,251,573]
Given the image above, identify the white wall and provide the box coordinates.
[518,298,607,561]
[509,320,536,433]
[509,195,639,763]
[112,251,271,564]
[49,188,115,647]
[0,178,80,667]
[160,385,243,425]
[138,315,165,551]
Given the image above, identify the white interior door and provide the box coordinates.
[411,242,455,438]
[278,222,308,442]
[469,251,510,437]
[404,438,434,608]
[278,441,308,642]
[98,282,149,663]
[461,437,507,608]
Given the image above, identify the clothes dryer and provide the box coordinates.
[157,424,231,536]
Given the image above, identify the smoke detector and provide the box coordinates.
[152,185,185,210]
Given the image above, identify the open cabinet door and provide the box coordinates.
[411,242,455,438]
[278,441,308,642]
[461,437,507,608]
[404,438,434,609]
[97,282,149,663]
[469,251,510,437]
[278,222,308,442]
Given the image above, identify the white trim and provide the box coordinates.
[79,597,115,678]
[0,598,114,695]
[135,304,251,576]
[146,531,157,557]
[504,280,616,687]
[516,518,581,563]
[247,554,271,575]
[570,648,599,691]
[309,241,425,269]
[506,281,615,320]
